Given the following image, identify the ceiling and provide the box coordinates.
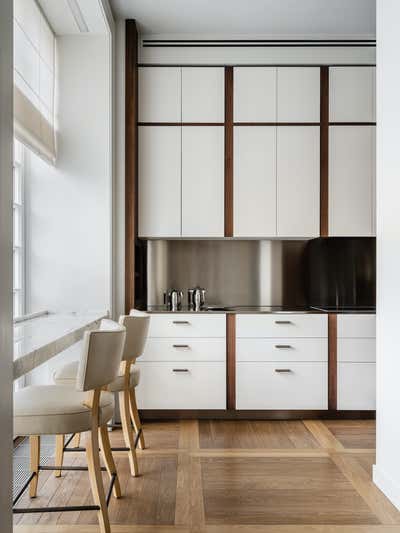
[109,0,376,37]
[38,0,109,34]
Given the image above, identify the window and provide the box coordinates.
[13,139,25,319]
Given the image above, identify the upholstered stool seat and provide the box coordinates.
[14,385,114,436]
[53,360,140,391]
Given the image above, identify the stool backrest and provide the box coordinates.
[76,320,126,392]
[119,312,150,361]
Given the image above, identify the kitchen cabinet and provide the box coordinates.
[138,126,181,237]
[277,126,320,237]
[181,67,224,122]
[277,67,320,123]
[234,67,277,122]
[233,126,277,237]
[138,67,181,122]
[329,67,376,123]
[337,314,376,411]
[329,126,376,236]
[181,126,224,237]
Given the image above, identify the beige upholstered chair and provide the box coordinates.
[13,322,126,533]
[53,312,150,477]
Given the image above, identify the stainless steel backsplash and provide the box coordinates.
[147,240,308,307]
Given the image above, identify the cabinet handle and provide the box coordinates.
[275,320,292,324]
[172,320,190,325]
[275,368,292,373]
[172,368,189,373]
[275,344,292,349]
[173,344,190,349]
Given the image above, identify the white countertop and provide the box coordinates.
[13,311,108,380]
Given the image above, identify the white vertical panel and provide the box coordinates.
[338,362,376,410]
[234,67,276,122]
[138,67,181,122]
[181,67,224,122]
[277,67,320,122]
[329,67,376,122]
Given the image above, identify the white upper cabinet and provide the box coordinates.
[181,67,225,123]
[234,67,276,122]
[182,127,224,237]
[138,126,181,237]
[138,67,181,122]
[234,126,277,237]
[277,127,320,237]
[329,67,376,122]
[277,67,320,123]
[329,126,376,236]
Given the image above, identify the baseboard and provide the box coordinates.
[139,409,376,420]
[373,465,400,510]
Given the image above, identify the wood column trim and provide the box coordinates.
[226,313,236,409]
[320,66,329,237]
[328,313,338,410]
[125,20,138,313]
[224,66,234,237]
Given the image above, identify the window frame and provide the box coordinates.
[13,139,25,319]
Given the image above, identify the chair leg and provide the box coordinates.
[86,425,110,533]
[119,389,139,477]
[129,387,146,450]
[29,435,40,498]
[99,425,121,498]
[54,434,64,478]
[71,433,81,448]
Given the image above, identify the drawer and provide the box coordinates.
[141,338,226,362]
[236,338,327,362]
[337,338,375,362]
[337,315,376,338]
[337,362,375,410]
[236,314,327,338]
[236,362,328,410]
[148,314,226,338]
[136,361,226,409]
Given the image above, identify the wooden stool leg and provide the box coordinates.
[129,387,146,450]
[71,433,81,448]
[119,389,139,477]
[99,425,121,498]
[29,435,40,498]
[54,434,64,478]
[86,424,110,533]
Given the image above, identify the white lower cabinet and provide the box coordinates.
[337,363,376,411]
[236,362,327,410]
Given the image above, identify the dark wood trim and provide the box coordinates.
[140,409,375,420]
[329,122,377,126]
[125,20,138,313]
[224,66,234,237]
[328,314,338,410]
[138,63,376,68]
[226,313,236,409]
[144,39,376,44]
[234,122,320,126]
[138,122,224,126]
[320,66,329,237]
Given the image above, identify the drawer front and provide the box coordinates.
[337,338,376,362]
[236,338,327,362]
[337,362,376,410]
[136,362,226,409]
[236,362,327,410]
[337,315,376,338]
[148,314,226,338]
[141,338,226,362]
[236,314,327,338]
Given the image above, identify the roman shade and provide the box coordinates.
[13,0,56,163]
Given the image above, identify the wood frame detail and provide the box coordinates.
[320,66,329,237]
[328,313,338,410]
[226,313,236,409]
[224,66,234,237]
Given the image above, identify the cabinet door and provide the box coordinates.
[329,126,376,236]
[181,127,224,237]
[234,67,276,122]
[337,362,376,410]
[182,67,224,122]
[234,126,276,237]
[138,67,181,122]
[139,126,181,237]
[277,67,320,123]
[277,126,320,237]
[329,67,376,123]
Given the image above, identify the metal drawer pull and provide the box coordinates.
[275,368,292,373]
[173,344,190,349]
[275,344,292,349]
[172,320,190,325]
[172,368,189,373]
[275,320,292,324]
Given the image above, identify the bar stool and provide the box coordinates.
[53,312,150,477]
[13,321,126,533]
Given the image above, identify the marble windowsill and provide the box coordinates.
[13,311,108,380]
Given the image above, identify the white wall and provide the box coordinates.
[0,0,14,530]
[373,0,400,510]
[25,34,112,315]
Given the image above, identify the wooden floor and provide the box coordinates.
[13,419,400,533]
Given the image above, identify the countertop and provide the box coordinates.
[140,305,376,315]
